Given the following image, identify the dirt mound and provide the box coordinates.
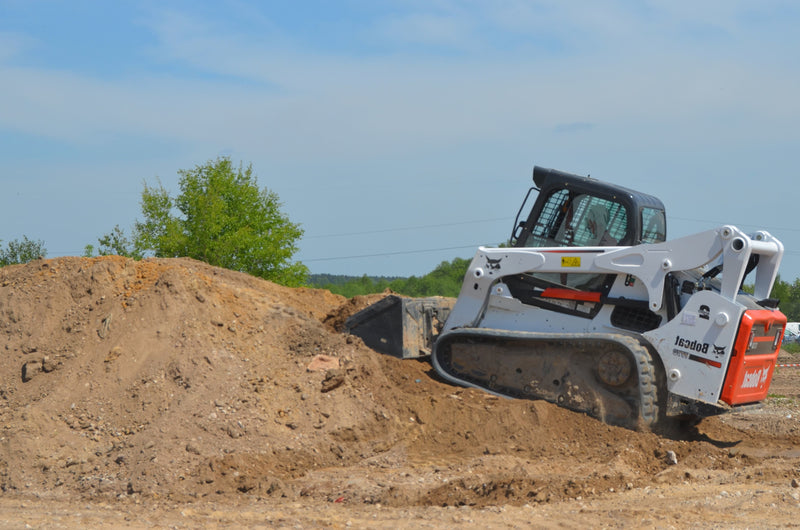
[1,256,799,518]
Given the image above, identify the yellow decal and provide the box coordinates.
[561,256,581,268]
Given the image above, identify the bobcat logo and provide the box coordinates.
[486,257,502,270]
[713,344,725,357]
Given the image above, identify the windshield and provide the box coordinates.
[523,191,629,248]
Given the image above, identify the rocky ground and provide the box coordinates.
[1,256,799,528]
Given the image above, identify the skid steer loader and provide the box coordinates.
[346,166,787,430]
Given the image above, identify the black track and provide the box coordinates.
[432,328,661,430]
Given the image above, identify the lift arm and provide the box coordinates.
[445,226,783,330]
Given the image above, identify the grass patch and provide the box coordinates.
[783,342,800,354]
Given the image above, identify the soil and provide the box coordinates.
[1,256,800,528]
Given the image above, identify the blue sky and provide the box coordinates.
[2,1,799,282]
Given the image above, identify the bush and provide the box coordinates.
[0,236,47,266]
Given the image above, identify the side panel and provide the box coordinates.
[642,290,743,405]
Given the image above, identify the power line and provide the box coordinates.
[303,217,508,239]
[303,214,799,244]
[302,244,800,263]
[302,218,800,263]
[670,216,800,233]
[41,216,800,262]
[302,245,479,262]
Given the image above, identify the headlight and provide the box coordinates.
[773,330,783,351]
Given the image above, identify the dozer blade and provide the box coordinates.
[432,328,662,430]
[345,295,454,359]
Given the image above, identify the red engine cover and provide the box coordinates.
[720,309,787,406]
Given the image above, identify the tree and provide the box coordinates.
[88,224,143,259]
[133,157,308,286]
[771,276,800,322]
[0,236,47,266]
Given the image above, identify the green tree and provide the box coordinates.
[771,276,800,322]
[89,224,143,259]
[133,157,308,286]
[0,236,47,266]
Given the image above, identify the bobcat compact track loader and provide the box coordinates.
[346,166,787,430]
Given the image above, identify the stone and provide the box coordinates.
[307,354,340,372]
[666,450,678,465]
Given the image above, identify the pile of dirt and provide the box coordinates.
[1,256,800,521]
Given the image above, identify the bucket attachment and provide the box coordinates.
[345,295,454,359]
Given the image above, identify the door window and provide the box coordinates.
[641,207,667,243]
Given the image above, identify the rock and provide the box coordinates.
[21,360,42,382]
[105,346,123,363]
[98,314,112,339]
[41,356,60,373]
[307,354,340,372]
[320,369,345,393]
[666,450,678,465]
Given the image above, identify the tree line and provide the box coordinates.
[307,257,471,298]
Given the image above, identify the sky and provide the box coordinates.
[1,0,799,282]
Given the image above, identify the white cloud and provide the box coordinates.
[2,31,799,166]
[1,3,799,173]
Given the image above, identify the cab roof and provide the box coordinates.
[532,166,666,212]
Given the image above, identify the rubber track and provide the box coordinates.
[432,329,662,431]
[623,335,660,428]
